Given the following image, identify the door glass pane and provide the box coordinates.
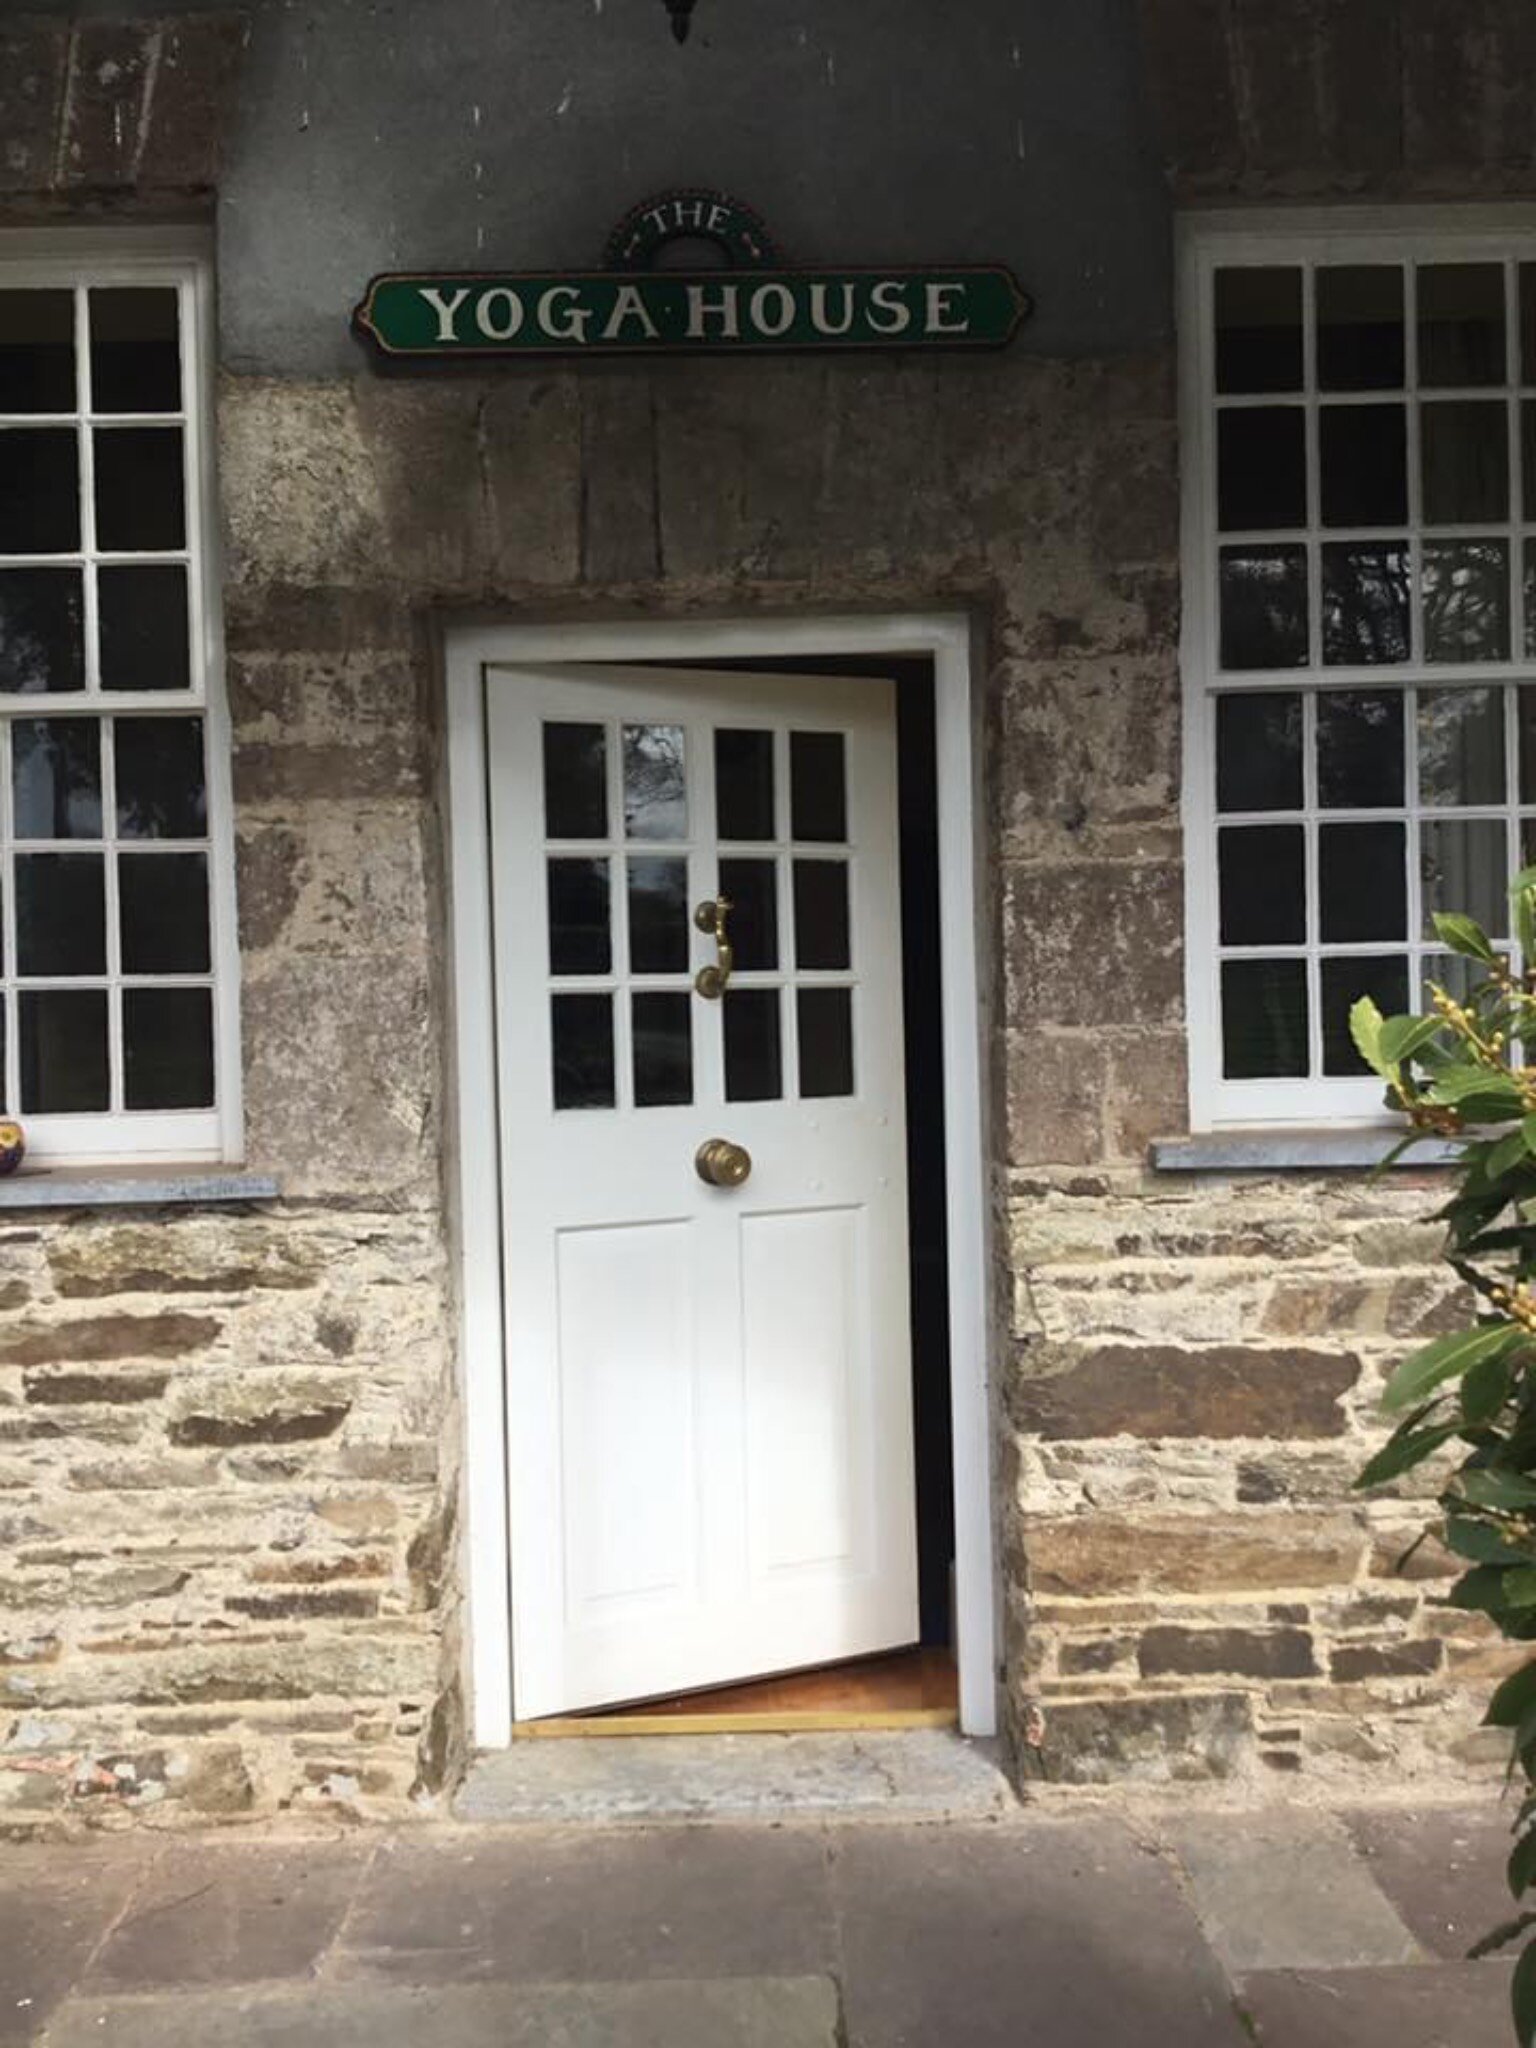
[1221,960,1308,1078]
[1421,819,1508,939]
[798,988,854,1099]
[0,429,79,552]
[790,732,847,841]
[546,858,611,975]
[119,852,210,973]
[715,728,775,840]
[124,987,213,1109]
[1321,544,1410,665]
[115,716,206,838]
[793,860,851,969]
[1418,688,1504,806]
[1219,546,1308,669]
[93,426,185,550]
[1319,405,1407,527]
[724,989,782,1102]
[1322,957,1409,1075]
[15,853,106,974]
[12,717,101,838]
[1218,408,1306,530]
[627,856,688,973]
[632,992,692,1108]
[20,990,108,1112]
[99,564,191,692]
[719,857,778,970]
[0,290,75,413]
[1423,541,1510,663]
[1421,403,1509,524]
[1319,822,1407,941]
[1218,826,1305,945]
[1316,692,1404,807]
[551,992,615,1109]
[1418,263,1506,386]
[1317,266,1405,391]
[0,569,84,695]
[623,724,686,840]
[543,722,607,838]
[1215,267,1302,394]
[89,288,182,415]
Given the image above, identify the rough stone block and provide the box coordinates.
[23,1371,170,1406]
[0,20,67,193]
[1330,1639,1444,1683]
[0,1314,218,1368]
[135,14,249,192]
[1011,1343,1358,1439]
[1038,1690,1253,1784]
[1138,1624,1318,1679]
[48,1222,323,1301]
[1003,860,1184,1032]
[1001,1030,1105,1167]
[1027,1512,1367,1597]
[56,21,153,189]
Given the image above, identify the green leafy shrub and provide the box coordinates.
[1352,869,1536,2047]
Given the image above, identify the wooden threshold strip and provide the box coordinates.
[512,1706,959,1740]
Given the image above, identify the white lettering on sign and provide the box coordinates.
[866,280,913,335]
[476,287,525,341]
[538,286,591,343]
[419,284,471,342]
[808,282,856,336]
[749,283,795,338]
[686,282,742,339]
[602,283,661,343]
[924,282,970,335]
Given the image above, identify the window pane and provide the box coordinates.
[0,569,83,694]
[15,853,105,974]
[1518,688,1536,802]
[114,716,206,838]
[93,427,185,551]
[790,732,847,842]
[89,288,181,414]
[1319,822,1407,941]
[798,987,854,1098]
[1218,825,1305,945]
[1524,403,1536,524]
[12,717,101,838]
[1421,402,1510,524]
[793,859,851,969]
[627,856,688,974]
[1221,959,1309,1078]
[1215,267,1303,394]
[724,988,782,1102]
[1319,405,1407,528]
[623,724,686,840]
[632,991,692,1108]
[20,989,108,1112]
[123,987,213,1109]
[1523,266,1536,385]
[1317,691,1404,807]
[715,728,775,840]
[98,563,191,692]
[546,857,611,976]
[0,428,79,552]
[543,722,607,839]
[1423,541,1510,664]
[1219,546,1308,669]
[0,290,75,413]
[1418,263,1506,387]
[1322,957,1409,1076]
[1217,408,1306,530]
[1317,266,1405,391]
[1421,951,1489,1007]
[1418,687,1504,806]
[718,857,778,971]
[551,992,614,1110]
[1321,543,1410,665]
[1216,692,1303,812]
[119,852,210,973]
[1421,819,1508,940]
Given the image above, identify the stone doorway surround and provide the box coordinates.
[442,614,996,1751]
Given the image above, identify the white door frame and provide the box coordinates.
[443,612,997,1745]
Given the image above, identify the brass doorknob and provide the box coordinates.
[695,1137,752,1188]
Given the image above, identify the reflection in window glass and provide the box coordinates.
[623,724,686,840]
[1423,542,1510,664]
[1417,688,1504,807]
[1421,819,1509,941]
[1317,693,1404,809]
[12,717,101,838]
[1322,957,1409,1075]
[627,857,689,974]
[1219,547,1308,669]
[0,569,84,695]
[115,717,206,838]
[1321,545,1410,667]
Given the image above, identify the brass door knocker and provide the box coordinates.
[693,895,734,1000]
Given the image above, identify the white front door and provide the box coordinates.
[485,663,919,1720]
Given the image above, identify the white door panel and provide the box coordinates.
[487,663,917,1718]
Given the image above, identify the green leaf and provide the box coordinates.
[1383,1324,1524,1414]
[1450,1565,1515,1613]
[1350,996,1389,1078]
[1514,1931,1536,2048]
[1506,1567,1536,1607]
[1460,1470,1536,1511]
[1434,910,1500,965]
[1465,1351,1517,1425]
[1492,1130,1531,1179]
[1523,1114,1536,1158]
[1486,1659,1536,1729]
[1447,1517,1531,1565]
[1378,1012,1445,1068]
[1515,1831,1536,1903]
[1354,1420,1463,1489]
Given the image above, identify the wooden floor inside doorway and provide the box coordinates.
[514,1647,958,1739]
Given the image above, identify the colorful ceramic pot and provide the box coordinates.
[0,1121,24,1177]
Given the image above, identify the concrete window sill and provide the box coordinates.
[1150,1130,1459,1173]
[0,1167,281,1212]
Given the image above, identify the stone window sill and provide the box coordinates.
[0,1166,281,1212]
[1150,1130,1459,1173]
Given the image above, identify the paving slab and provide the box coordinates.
[336,1825,837,1982]
[1239,1961,1516,2048]
[1344,1804,1515,1962]
[454,1730,1015,1825]
[38,1978,842,2048]
[829,1817,1247,2048]
[0,1844,155,2048]
[79,1841,370,1992]
[1164,1809,1423,1975]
